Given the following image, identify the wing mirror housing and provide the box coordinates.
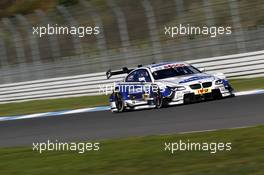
[214,72,226,79]
[199,68,206,72]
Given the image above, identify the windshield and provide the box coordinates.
[152,66,201,80]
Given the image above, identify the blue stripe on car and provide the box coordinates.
[179,76,212,83]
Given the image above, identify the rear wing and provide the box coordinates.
[106,67,133,79]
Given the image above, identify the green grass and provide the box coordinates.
[0,125,263,175]
[230,77,264,91]
[0,77,263,117]
[0,95,109,117]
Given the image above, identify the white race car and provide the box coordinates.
[107,62,235,112]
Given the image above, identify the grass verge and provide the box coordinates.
[0,95,109,117]
[0,77,263,117]
[0,125,263,175]
[230,77,264,91]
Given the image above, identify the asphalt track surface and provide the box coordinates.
[0,94,263,147]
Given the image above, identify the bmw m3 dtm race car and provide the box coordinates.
[106,62,234,112]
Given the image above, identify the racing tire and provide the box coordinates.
[153,89,163,109]
[228,86,236,97]
[114,92,125,113]
[212,89,222,100]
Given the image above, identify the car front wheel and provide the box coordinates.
[153,90,163,109]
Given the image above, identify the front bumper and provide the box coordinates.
[183,89,222,103]
[169,85,234,105]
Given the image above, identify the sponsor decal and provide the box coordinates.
[164,63,186,69]
[195,88,212,95]
[179,76,212,83]
[151,63,187,72]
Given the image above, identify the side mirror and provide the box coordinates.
[214,72,226,79]
[138,77,146,83]
[199,68,205,72]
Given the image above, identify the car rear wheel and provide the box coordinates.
[114,92,125,112]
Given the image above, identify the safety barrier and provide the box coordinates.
[0,50,263,103]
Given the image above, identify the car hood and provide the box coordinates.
[155,73,216,86]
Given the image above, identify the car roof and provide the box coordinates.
[146,61,188,68]
[130,61,190,73]
[144,61,190,71]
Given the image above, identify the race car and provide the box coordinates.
[106,62,234,112]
